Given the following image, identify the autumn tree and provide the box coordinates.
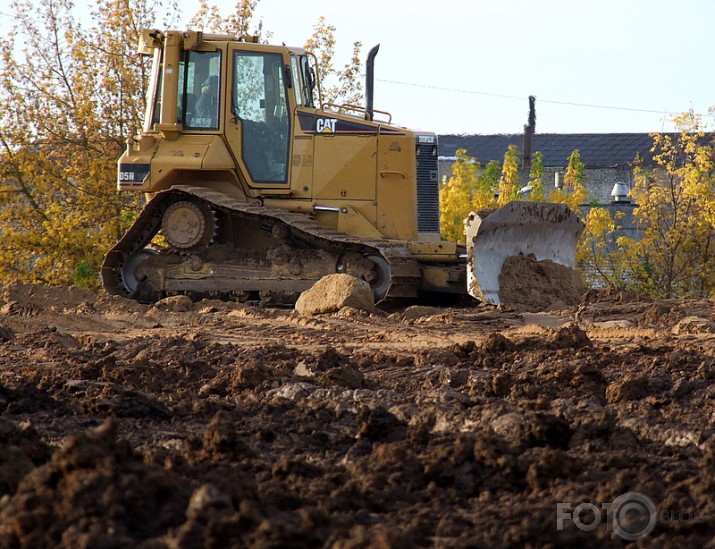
[526,151,546,201]
[550,149,588,212]
[0,0,169,288]
[618,113,715,297]
[576,112,715,297]
[439,149,500,242]
[440,149,476,242]
[303,16,364,108]
[476,160,501,209]
[187,0,266,39]
[497,144,521,206]
[576,206,630,288]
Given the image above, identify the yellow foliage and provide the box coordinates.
[439,149,499,242]
[439,149,477,242]
[188,0,262,37]
[497,145,520,206]
[550,149,588,212]
[586,112,715,298]
[0,0,148,288]
[577,207,630,288]
[527,151,546,201]
[303,17,363,108]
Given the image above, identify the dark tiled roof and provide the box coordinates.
[437,133,697,168]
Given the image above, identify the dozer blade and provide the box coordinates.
[464,201,585,305]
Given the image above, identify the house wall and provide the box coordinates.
[542,166,634,204]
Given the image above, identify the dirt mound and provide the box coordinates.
[499,253,586,312]
[1,282,715,546]
[0,419,190,547]
[1,280,99,314]
[0,417,51,496]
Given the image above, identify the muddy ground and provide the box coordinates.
[1,281,715,548]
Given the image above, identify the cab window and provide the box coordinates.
[180,50,222,129]
[290,56,303,106]
[300,55,315,108]
[151,49,222,129]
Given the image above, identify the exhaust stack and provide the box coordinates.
[365,44,380,121]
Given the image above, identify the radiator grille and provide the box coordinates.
[415,138,440,234]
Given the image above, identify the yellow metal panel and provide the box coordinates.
[201,136,238,169]
[313,210,338,231]
[313,135,376,201]
[406,240,462,260]
[309,203,381,239]
[290,135,314,199]
[224,120,246,179]
[337,205,383,239]
[376,134,418,240]
[149,139,208,191]
[137,136,236,192]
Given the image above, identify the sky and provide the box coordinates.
[1,0,712,135]
[243,0,714,135]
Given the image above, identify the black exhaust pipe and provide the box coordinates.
[366,44,380,121]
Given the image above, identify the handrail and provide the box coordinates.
[321,102,392,124]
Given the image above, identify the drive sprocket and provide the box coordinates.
[161,200,217,251]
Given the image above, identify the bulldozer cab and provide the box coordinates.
[143,30,318,188]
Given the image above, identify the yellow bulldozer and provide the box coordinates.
[102,29,583,305]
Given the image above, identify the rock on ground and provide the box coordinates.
[295,274,375,315]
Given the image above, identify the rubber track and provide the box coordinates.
[102,185,421,300]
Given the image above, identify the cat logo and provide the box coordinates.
[316,118,337,133]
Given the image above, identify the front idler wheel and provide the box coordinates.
[364,254,391,302]
[120,248,159,296]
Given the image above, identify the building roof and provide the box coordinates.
[437,133,683,168]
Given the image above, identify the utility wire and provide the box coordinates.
[377,78,680,117]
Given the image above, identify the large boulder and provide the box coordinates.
[295,274,375,315]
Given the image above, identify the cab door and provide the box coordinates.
[225,47,290,186]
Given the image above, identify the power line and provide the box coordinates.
[376,78,680,117]
[377,78,524,101]
[538,97,678,116]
